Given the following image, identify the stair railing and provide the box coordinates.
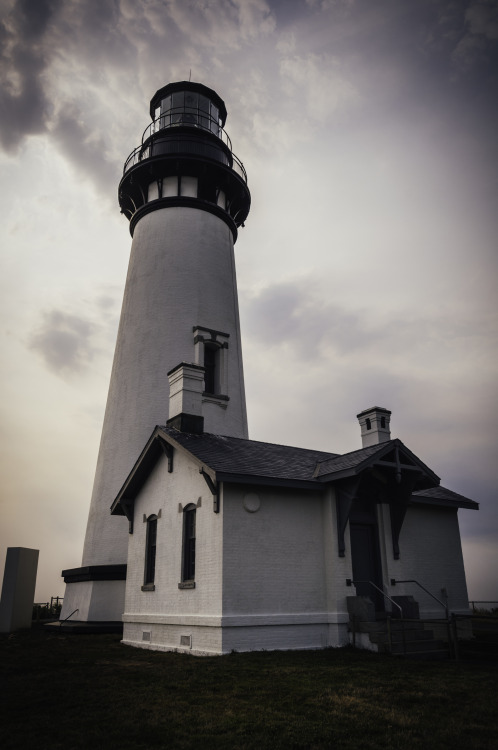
[347,579,403,617]
[59,608,79,630]
[390,579,449,619]
[347,579,405,654]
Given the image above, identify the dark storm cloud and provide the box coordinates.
[0,0,276,194]
[29,309,98,375]
[297,0,498,119]
[2,0,496,198]
[0,0,62,151]
[52,108,119,197]
[0,0,132,192]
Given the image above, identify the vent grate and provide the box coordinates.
[180,634,192,648]
[142,631,151,642]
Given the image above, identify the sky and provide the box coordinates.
[0,0,497,604]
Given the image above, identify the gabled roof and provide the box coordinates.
[313,442,393,476]
[160,426,338,486]
[314,438,440,488]
[111,426,476,515]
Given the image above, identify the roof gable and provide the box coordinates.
[314,438,440,489]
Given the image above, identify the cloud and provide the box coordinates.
[305,0,355,10]
[243,280,370,359]
[279,52,359,124]
[0,0,278,195]
[29,309,98,375]
[166,0,275,49]
[466,0,498,40]
[51,106,119,197]
[0,0,62,151]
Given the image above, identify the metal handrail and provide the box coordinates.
[122,110,248,183]
[59,608,79,628]
[122,138,248,183]
[141,108,232,151]
[349,579,403,617]
[391,579,449,619]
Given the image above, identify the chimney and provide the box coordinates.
[357,406,391,448]
[167,362,205,433]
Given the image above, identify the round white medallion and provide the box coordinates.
[243,493,261,513]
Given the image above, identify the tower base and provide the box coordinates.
[61,566,126,623]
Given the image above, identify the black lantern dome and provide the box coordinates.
[118,82,250,239]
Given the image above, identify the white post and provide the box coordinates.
[0,547,39,632]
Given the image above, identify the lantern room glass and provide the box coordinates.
[157,89,220,135]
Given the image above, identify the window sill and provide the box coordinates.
[178,581,195,590]
[141,583,155,592]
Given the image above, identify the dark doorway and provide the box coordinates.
[349,498,384,612]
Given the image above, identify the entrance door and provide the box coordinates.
[349,501,384,612]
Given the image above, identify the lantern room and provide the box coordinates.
[118,81,250,237]
[149,81,227,135]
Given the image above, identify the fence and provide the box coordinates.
[469,601,498,612]
[32,597,64,621]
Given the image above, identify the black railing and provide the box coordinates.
[346,578,403,616]
[122,111,248,183]
[391,578,449,619]
[141,108,230,150]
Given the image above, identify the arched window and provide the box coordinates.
[144,515,157,587]
[366,418,371,430]
[182,504,196,582]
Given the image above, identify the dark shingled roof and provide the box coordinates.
[314,443,388,477]
[111,426,478,512]
[412,486,478,510]
[161,426,338,484]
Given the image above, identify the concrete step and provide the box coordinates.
[378,638,449,656]
[349,619,451,659]
[369,629,435,645]
[353,621,427,635]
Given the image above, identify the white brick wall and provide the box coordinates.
[381,504,470,616]
[122,450,223,652]
[220,484,350,651]
[222,485,327,615]
[120,451,471,654]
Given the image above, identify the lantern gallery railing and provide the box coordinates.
[122,110,248,183]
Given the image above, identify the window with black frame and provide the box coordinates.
[182,505,196,582]
[144,515,157,587]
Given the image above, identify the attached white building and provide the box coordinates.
[111,405,476,656]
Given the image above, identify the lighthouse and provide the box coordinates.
[61,82,251,626]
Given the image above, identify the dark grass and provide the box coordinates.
[1,630,497,749]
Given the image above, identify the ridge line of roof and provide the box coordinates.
[314,438,397,469]
[160,425,340,458]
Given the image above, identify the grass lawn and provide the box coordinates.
[1,629,497,749]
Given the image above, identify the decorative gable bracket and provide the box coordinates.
[158,438,174,472]
[199,468,220,513]
[335,477,362,557]
[120,499,134,534]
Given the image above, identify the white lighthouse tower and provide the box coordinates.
[61,82,251,626]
